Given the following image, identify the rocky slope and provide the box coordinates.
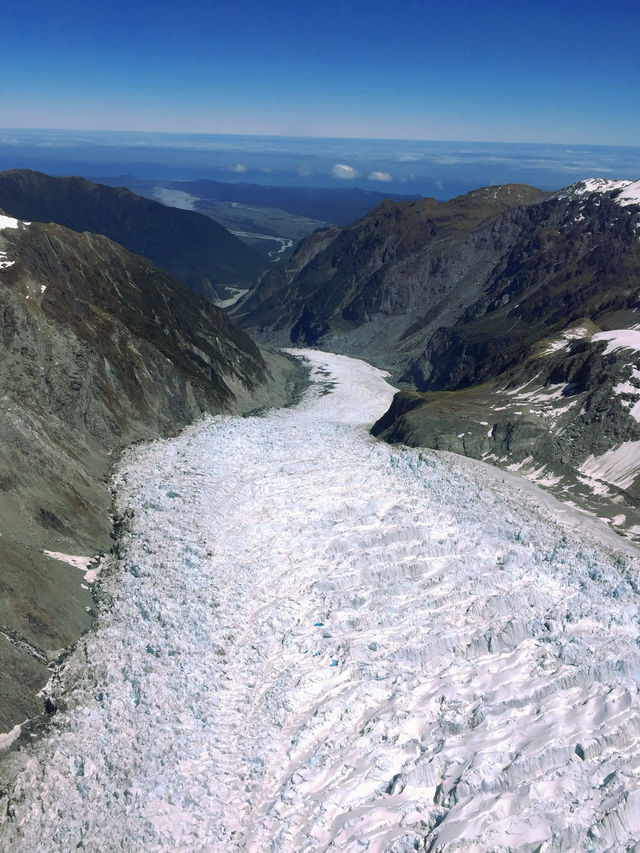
[405,182,640,391]
[241,177,640,539]
[0,170,266,300]
[0,212,303,733]
[373,180,640,540]
[237,184,550,371]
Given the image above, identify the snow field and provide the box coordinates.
[561,178,640,208]
[1,351,640,851]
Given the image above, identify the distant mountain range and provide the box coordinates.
[95,176,420,226]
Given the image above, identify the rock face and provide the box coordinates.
[407,190,640,391]
[240,182,640,387]
[239,184,551,372]
[369,181,640,532]
[0,213,302,731]
[0,169,266,300]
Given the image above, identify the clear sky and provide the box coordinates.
[3,0,639,145]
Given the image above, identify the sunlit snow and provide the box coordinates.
[0,723,24,751]
[580,441,640,491]
[560,178,640,207]
[43,550,102,583]
[592,329,640,355]
[2,352,640,852]
[0,214,21,230]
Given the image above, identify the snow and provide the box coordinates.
[0,214,21,230]
[2,351,640,852]
[0,251,14,269]
[580,441,640,490]
[43,550,102,583]
[540,338,570,355]
[214,287,249,309]
[592,329,640,355]
[538,324,592,356]
[560,178,640,208]
[0,723,24,750]
[613,368,640,421]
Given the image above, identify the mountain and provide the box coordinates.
[404,180,640,391]
[241,178,640,540]
[237,184,551,371]
[0,211,303,731]
[0,170,266,300]
[370,180,640,540]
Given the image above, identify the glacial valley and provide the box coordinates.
[2,352,640,852]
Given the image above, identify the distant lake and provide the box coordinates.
[1,128,638,199]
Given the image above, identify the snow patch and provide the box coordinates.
[214,287,249,309]
[43,550,102,583]
[560,178,640,207]
[592,329,640,355]
[0,722,24,750]
[580,441,640,490]
[0,214,21,230]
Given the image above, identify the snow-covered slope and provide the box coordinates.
[2,352,640,851]
[558,178,640,207]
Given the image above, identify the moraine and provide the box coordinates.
[1,351,640,851]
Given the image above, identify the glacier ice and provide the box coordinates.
[1,351,640,852]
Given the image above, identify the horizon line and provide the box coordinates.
[2,127,640,151]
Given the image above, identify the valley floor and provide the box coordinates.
[1,352,640,851]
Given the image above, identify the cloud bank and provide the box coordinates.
[368,170,393,182]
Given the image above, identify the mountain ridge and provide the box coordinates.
[0,169,267,300]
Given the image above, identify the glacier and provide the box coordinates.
[1,350,640,852]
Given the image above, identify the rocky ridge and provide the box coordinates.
[237,184,551,371]
[0,169,266,300]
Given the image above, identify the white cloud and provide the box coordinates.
[332,163,358,180]
[368,170,393,182]
[232,163,248,173]
[153,188,198,211]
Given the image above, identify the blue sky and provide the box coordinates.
[3,0,639,144]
